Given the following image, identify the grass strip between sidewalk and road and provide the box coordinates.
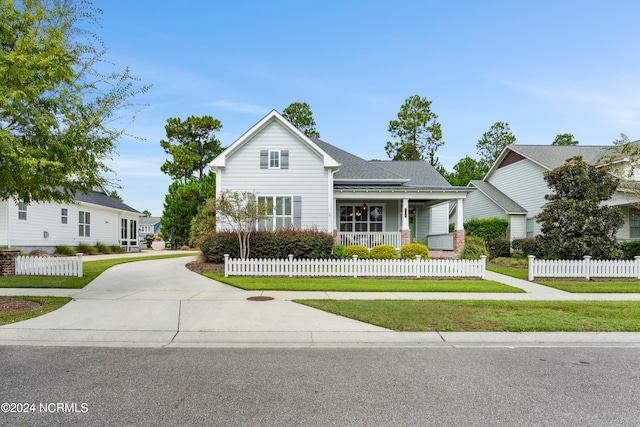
[0,296,71,326]
[205,273,524,292]
[295,299,640,332]
[488,265,640,293]
[0,253,196,289]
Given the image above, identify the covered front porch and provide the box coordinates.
[332,188,470,253]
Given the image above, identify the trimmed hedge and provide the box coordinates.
[198,230,334,263]
[370,244,398,260]
[487,238,511,258]
[464,218,509,241]
[620,240,640,260]
[400,243,429,260]
[342,245,370,259]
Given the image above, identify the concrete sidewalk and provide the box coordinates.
[1,256,640,348]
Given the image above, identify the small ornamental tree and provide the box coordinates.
[535,156,624,259]
[214,191,273,259]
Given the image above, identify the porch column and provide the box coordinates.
[454,199,465,253]
[401,198,410,247]
[455,198,464,230]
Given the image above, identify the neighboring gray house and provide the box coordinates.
[138,216,162,242]
[1,187,141,253]
[209,110,473,252]
[465,144,640,242]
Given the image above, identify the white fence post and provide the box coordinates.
[635,256,640,280]
[224,254,229,277]
[352,254,358,278]
[583,255,591,280]
[288,254,294,278]
[76,253,83,277]
[528,255,535,281]
[480,255,486,279]
[415,255,421,278]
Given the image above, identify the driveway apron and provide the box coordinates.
[0,256,387,346]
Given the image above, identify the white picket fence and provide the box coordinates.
[15,254,83,277]
[224,254,486,278]
[528,255,640,280]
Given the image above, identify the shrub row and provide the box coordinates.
[464,218,509,241]
[54,243,126,256]
[336,243,429,260]
[198,230,335,263]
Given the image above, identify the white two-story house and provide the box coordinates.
[210,110,473,252]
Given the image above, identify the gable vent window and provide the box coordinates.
[260,150,289,169]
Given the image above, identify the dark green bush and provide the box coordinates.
[464,218,509,241]
[370,244,398,260]
[619,240,640,260]
[198,230,334,263]
[487,238,511,258]
[400,243,429,259]
[511,238,542,257]
[460,235,489,260]
[333,244,346,259]
[342,245,370,259]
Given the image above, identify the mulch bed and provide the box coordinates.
[185,260,224,274]
[0,297,42,313]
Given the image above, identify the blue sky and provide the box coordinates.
[96,0,640,216]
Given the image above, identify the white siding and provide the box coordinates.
[219,121,330,230]
[463,189,508,222]
[2,199,139,252]
[0,200,7,246]
[430,203,450,235]
[488,160,549,236]
[510,215,527,240]
[415,205,429,241]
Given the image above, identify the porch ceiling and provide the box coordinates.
[334,186,471,200]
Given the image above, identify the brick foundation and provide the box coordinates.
[0,250,20,277]
[401,229,411,247]
[453,229,466,253]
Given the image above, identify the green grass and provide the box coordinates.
[536,280,640,293]
[0,253,196,289]
[296,299,640,332]
[0,296,71,325]
[205,273,524,292]
[487,265,529,279]
[488,265,640,293]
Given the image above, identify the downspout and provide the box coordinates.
[329,169,338,242]
[5,200,11,248]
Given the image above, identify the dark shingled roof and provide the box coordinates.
[508,145,616,170]
[312,138,452,187]
[468,180,527,214]
[74,190,140,214]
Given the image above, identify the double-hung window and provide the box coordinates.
[61,208,68,224]
[79,211,91,237]
[630,209,640,238]
[269,150,280,169]
[258,196,292,230]
[18,202,27,220]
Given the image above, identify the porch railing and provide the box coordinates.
[336,232,402,249]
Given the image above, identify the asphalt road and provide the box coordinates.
[1,346,639,426]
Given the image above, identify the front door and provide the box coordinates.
[409,214,416,243]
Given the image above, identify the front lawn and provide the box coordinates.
[205,273,524,292]
[0,253,196,289]
[296,300,640,332]
[488,265,640,293]
[0,296,71,325]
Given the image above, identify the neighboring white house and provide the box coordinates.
[465,144,640,242]
[209,110,473,252]
[138,216,162,243]
[0,188,141,253]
